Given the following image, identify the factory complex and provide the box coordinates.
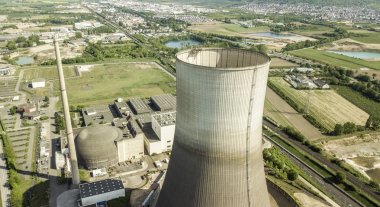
[56,94,176,175]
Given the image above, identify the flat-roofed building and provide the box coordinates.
[115,120,144,162]
[152,111,176,152]
[128,98,150,114]
[31,78,46,88]
[79,179,125,206]
[151,94,176,111]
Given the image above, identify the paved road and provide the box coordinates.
[47,97,68,207]
[0,140,11,207]
[264,119,380,205]
[266,135,363,207]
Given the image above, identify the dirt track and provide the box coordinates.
[265,87,322,140]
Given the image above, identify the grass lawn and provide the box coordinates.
[270,58,298,68]
[22,65,77,81]
[332,85,380,117]
[52,62,175,106]
[108,190,131,207]
[351,32,380,44]
[269,78,369,131]
[289,48,380,70]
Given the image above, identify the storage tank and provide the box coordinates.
[156,48,271,207]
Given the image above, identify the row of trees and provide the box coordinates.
[0,121,24,207]
[6,35,41,50]
[263,147,299,181]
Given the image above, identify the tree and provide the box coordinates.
[287,169,298,181]
[342,122,357,134]
[333,124,344,135]
[15,36,26,43]
[28,34,40,43]
[6,41,16,50]
[335,172,346,184]
[9,106,17,115]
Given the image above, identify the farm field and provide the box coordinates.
[292,25,334,37]
[270,58,298,68]
[289,48,380,70]
[52,62,176,106]
[269,77,369,131]
[188,22,269,37]
[332,85,380,117]
[351,32,380,44]
[264,87,322,140]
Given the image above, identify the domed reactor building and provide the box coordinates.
[156,48,272,207]
[75,125,121,169]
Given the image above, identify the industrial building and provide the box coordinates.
[75,125,120,169]
[151,94,176,111]
[115,120,144,162]
[157,48,272,207]
[31,78,46,88]
[128,98,151,114]
[81,105,116,126]
[75,123,144,170]
[79,179,125,206]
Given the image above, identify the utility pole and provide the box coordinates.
[53,36,80,186]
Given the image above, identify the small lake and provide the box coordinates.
[15,56,34,65]
[329,51,380,60]
[165,39,200,49]
[249,32,297,39]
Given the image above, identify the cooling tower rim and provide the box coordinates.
[176,47,271,71]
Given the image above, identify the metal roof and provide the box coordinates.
[151,94,176,111]
[128,98,150,114]
[79,179,123,199]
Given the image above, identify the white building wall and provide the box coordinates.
[151,115,175,152]
[159,125,175,151]
[117,135,144,162]
[144,137,162,155]
[31,81,45,88]
[81,189,125,206]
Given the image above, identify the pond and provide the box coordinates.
[164,39,200,49]
[15,56,34,65]
[329,51,380,60]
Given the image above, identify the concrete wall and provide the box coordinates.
[117,134,144,162]
[157,48,271,207]
[152,115,175,152]
[144,137,162,155]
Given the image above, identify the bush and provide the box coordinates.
[335,172,346,184]
[282,126,305,142]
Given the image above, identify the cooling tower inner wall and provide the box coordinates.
[176,48,270,69]
[157,48,271,207]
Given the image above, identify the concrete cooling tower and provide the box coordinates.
[156,48,272,207]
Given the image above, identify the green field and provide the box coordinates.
[51,62,175,106]
[289,48,380,70]
[189,22,269,37]
[351,32,380,44]
[332,85,380,117]
[292,25,334,37]
[269,78,369,131]
[22,66,77,81]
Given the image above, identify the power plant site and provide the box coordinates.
[50,47,295,207]
[2,2,380,207]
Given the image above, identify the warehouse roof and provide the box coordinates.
[128,98,150,114]
[79,179,124,199]
[151,94,176,111]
